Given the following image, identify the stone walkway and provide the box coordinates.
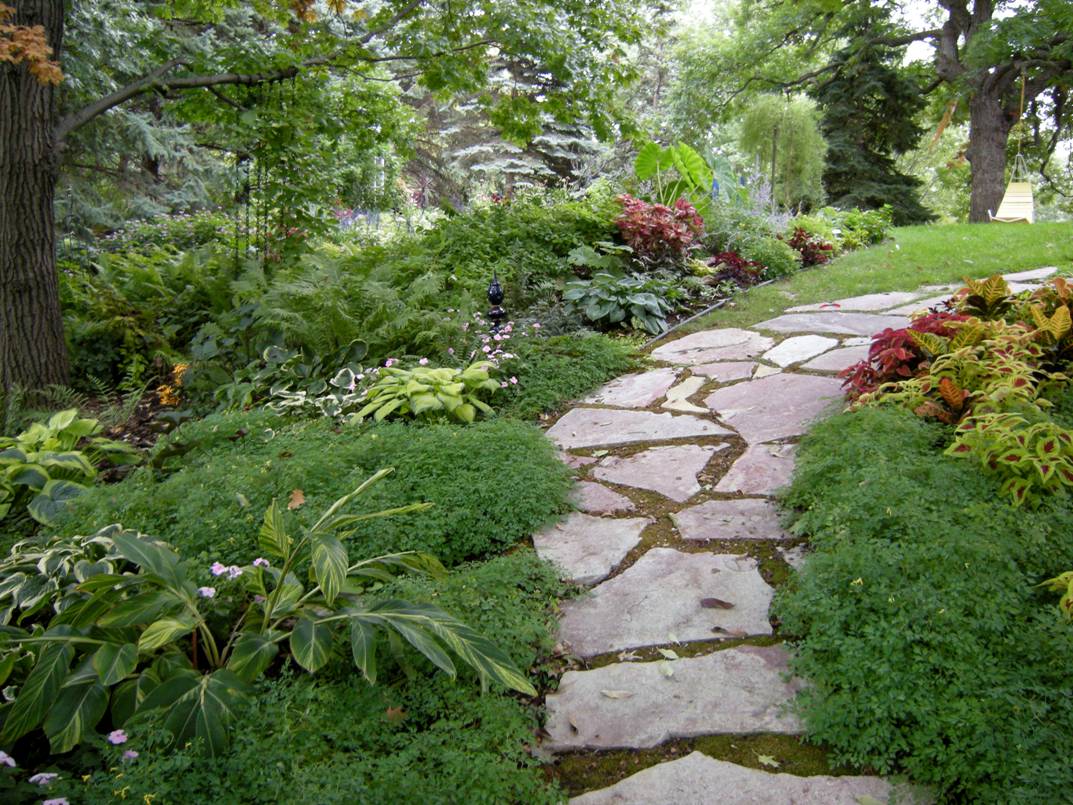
[534,268,1056,803]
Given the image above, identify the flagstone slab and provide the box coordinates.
[886,293,954,315]
[761,335,839,367]
[583,368,680,408]
[704,373,843,443]
[690,361,756,382]
[558,549,774,657]
[547,408,732,450]
[650,329,774,366]
[1008,281,1042,294]
[571,481,636,515]
[778,544,810,571]
[800,344,869,373]
[754,311,910,336]
[672,498,788,542]
[753,364,781,378]
[661,376,707,414]
[715,443,796,495]
[787,290,921,313]
[570,752,902,805]
[841,336,872,346]
[559,452,598,470]
[533,513,651,585]
[594,444,726,503]
[544,645,801,750]
[1003,266,1056,282]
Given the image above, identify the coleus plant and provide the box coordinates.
[0,470,535,756]
[614,194,704,268]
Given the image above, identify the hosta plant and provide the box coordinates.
[0,409,140,526]
[0,470,536,756]
[355,362,500,424]
[563,272,675,335]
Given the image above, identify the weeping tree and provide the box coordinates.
[0,0,658,392]
[738,93,828,210]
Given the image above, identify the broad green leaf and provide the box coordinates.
[27,479,87,525]
[226,632,280,682]
[98,590,181,627]
[258,499,291,559]
[0,630,74,743]
[289,618,332,672]
[348,618,377,683]
[160,670,248,756]
[0,652,17,686]
[111,669,161,726]
[91,643,138,685]
[139,615,196,653]
[43,679,108,753]
[37,450,95,476]
[111,531,182,583]
[311,532,348,606]
[634,141,663,181]
[47,409,79,432]
[671,142,712,191]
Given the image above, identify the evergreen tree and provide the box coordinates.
[811,40,934,225]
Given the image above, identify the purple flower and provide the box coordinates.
[461,323,469,332]
[418,358,429,365]
[481,345,491,353]
[447,348,454,355]
[0,750,14,767]
[227,565,242,579]
[384,358,396,367]
[210,561,228,576]
[509,376,518,385]
[253,557,270,568]
[122,750,139,761]
[42,799,69,805]
[532,323,541,330]
[107,729,128,745]
[197,587,216,599]
[29,772,58,785]
[499,381,508,389]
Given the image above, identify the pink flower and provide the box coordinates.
[384,358,396,368]
[509,377,518,385]
[482,345,492,353]
[210,561,227,576]
[447,348,454,355]
[500,381,509,388]
[227,565,242,579]
[418,358,429,365]
[42,799,69,805]
[123,750,139,761]
[461,323,470,332]
[197,587,216,599]
[107,729,128,745]
[253,557,270,568]
[29,772,58,785]
[532,323,541,330]
[0,751,15,767]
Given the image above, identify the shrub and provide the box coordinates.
[775,406,1073,802]
[739,236,801,280]
[614,194,704,268]
[785,227,834,267]
[56,415,571,566]
[706,251,765,288]
[702,202,780,255]
[355,362,501,424]
[498,334,637,419]
[832,205,893,249]
[563,272,676,335]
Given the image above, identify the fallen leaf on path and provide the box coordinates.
[700,597,735,609]
[756,753,779,768]
[600,689,634,699]
[659,661,674,678]
[657,648,679,660]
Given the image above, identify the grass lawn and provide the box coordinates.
[688,221,1073,333]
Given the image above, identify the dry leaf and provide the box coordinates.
[658,661,674,678]
[657,648,679,660]
[288,488,306,510]
[667,632,680,645]
[600,689,634,699]
[384,707,406,723]
[236,493,250,509]
[617,650,641,662]
[700,597,735,609]
[756,753,779,769]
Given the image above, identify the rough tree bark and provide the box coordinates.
[966,90,1014,222]
[0,0,69,393]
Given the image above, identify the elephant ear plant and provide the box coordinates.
[0,469,535,757]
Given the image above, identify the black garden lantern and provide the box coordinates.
[487,272,506,333]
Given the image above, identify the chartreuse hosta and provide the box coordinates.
[0,469,535,756]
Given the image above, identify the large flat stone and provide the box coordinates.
[754,311,910,337]
[787,291,921,313]
[886,293,954,316]
[1003,266,1056,282]
[533,512,650,585]
[546,408,731,450]
[691,361,756,382]
[571,752,901,805]
[558,549,774,656]
[761,335,839,367]
[571,481,636,515]
[715,443,796,495]
[594,444,724,502]
[704,373,843,443]
[650,329,774,366]
[672,498,788,542]
[800,344,870,373]
[661,376,707,414]
[583,368,679,408]
[544,645,801,750]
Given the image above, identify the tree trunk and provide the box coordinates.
[966,90,1013,223]
[0,0,69,393]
